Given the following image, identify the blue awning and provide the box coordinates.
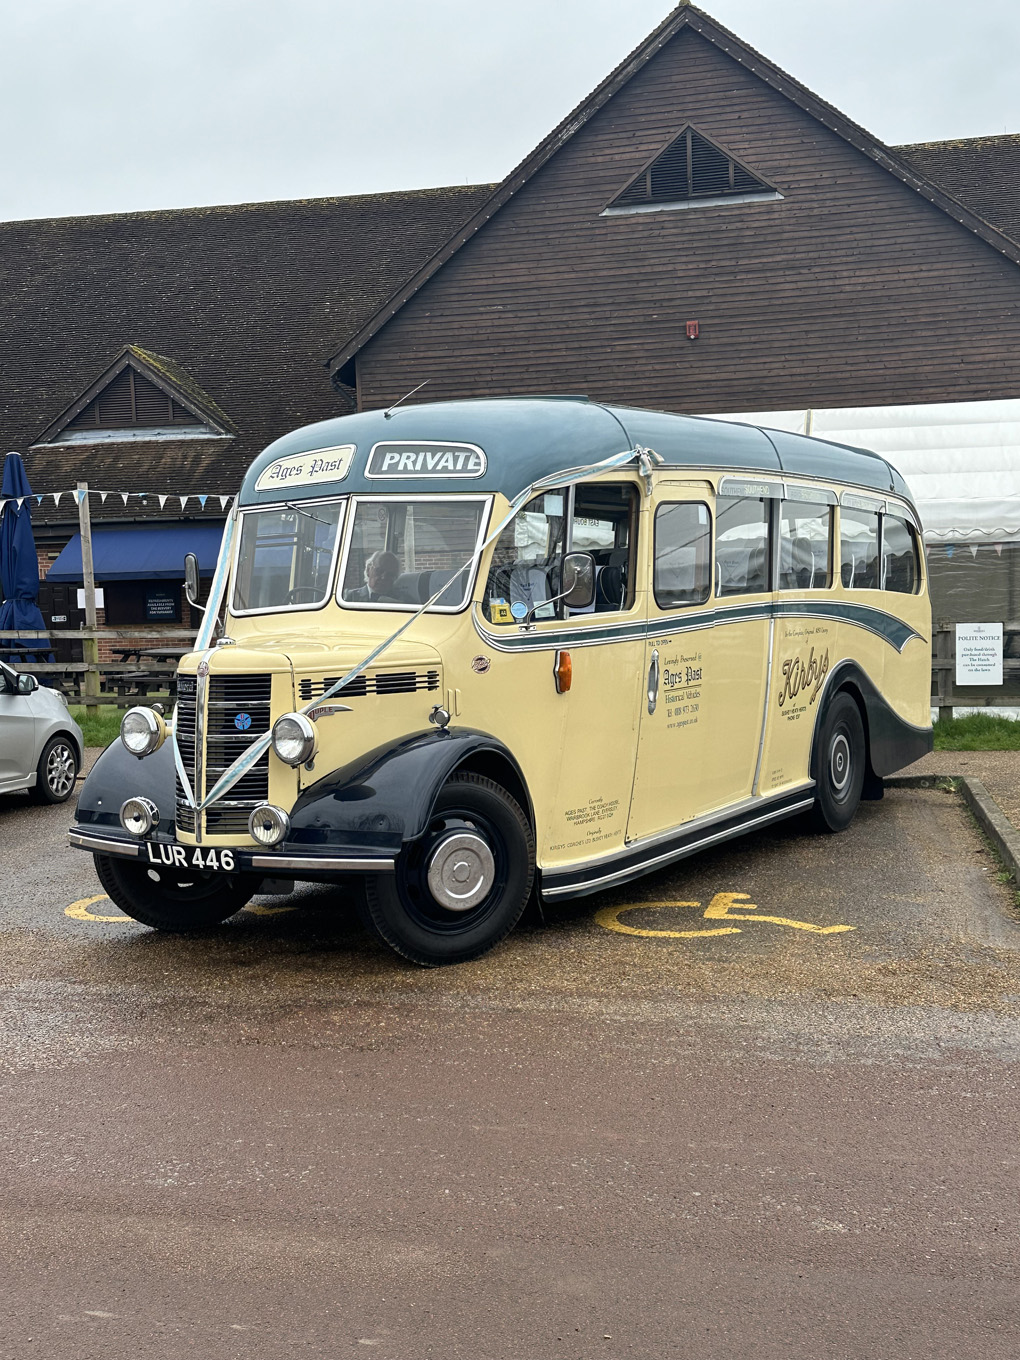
[46,523,224,582]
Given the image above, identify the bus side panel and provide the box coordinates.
[757,614,845,797]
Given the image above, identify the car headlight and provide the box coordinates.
[271,713,317,766]
[120,796,160,837]
[120,706,168,758]
[248,803,290,846]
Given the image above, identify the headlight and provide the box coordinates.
[271,713,317,766]
[120,706,168,758]
[120,796,160,837]
[248,803,290,846]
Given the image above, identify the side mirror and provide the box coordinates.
[561,552,596,611]
[17,674,39,695]
[184,553,202,609]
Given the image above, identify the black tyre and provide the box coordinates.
[363,772,535,967]
[29,735,79,804]
[93,853,258,931]
[811,691,865,833]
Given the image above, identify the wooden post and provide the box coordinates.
[77,482,100,717]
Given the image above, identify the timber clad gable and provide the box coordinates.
[343,15,1020,418]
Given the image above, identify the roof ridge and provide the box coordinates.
[896,132,1020,152]
[0,183,496,233]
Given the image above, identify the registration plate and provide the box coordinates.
[145,842,237,873]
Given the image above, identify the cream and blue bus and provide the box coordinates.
[69,398,932,965]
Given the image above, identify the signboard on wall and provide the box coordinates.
[144,589,179,622]
[956,623,1003,686]
[76,588,104,609]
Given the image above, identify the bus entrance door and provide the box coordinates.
[627,487,773,841]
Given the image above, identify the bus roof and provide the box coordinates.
[238,397,916,509]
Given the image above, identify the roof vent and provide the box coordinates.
[609,126,775,211]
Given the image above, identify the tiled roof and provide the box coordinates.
[2,185,493,524]
[895,134,1020,244]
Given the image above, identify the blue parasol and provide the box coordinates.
[0,451,54,664]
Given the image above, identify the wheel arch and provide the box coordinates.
[810,660,932,784]
[289,728,534,854]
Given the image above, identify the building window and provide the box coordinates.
[65,366,201,434]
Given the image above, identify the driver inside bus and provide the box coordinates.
[348,550,400,603]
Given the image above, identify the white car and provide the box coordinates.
[0,659,83,804]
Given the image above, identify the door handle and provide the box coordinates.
[647,649,660,715]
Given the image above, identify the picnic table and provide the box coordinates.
[108,646,189,700]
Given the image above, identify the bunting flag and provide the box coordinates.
[52,491,62,507]
[945,546,955,558]
[17,483,238,507]
[100,492,109,503]
[995,544,1004,556]
[969,544,979,557]
[76,488,87,504]
[219,495,231,510]
[120,493,130,505]
[179,495,190,510]
[198,494,208,508]
[158,494,168,510]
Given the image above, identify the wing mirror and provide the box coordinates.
[17,674,39,694]
[521,551,596,628]
[561,552,596,610]
[184,552,203,610]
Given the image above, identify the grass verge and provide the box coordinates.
[69,704,122,748]
[933,713,1020,751]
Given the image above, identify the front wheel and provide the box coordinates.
[93,853,258,931]
[811,692,865,833]
[362,772,535,966]
[29,735,79,804]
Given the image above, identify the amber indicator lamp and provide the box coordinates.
[554,650,572,693]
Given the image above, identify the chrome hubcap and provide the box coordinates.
[426,832,495,912]
[830,732,851,796]
[47,744,76,797]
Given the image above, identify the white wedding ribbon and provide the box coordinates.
[175,447,652,812]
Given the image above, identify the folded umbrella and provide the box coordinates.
[0,451,55,665]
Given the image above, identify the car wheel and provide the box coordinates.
[811,692,865,833]
[28,735,79,804]
[93,853,258,931]
[362,772,535,966]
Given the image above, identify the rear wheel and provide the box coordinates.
[362,772,535,966]
[811,692,865,833]
[93,853,258,931]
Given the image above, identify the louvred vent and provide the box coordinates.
[67,366,202,431]
[613,127,770,207]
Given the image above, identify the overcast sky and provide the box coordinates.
[2,0,1017,223]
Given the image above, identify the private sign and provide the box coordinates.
[366,442,487,478]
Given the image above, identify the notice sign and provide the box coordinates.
[145,590,179,622]
[956,623,1003,686]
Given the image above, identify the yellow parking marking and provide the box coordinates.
[64,895,297,923]
[596,892,854,940]
[595,902,741,938]
[703,891,854,934]
[65,895,130,923]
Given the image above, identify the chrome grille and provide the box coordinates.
[174,673,272,839]
[299,669,439,702]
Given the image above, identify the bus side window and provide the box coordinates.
[483,490,567,623]
[779,502,832,590]
[570,483,640,614]
[882,515,921,594]
[715,496,770,596]
[654,503,711,608]
[840,508,881,589]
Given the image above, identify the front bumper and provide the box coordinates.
[68,826,396,876]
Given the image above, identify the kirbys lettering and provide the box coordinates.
[778,646,829,708]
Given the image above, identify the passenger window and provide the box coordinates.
[779,502,832,590]
[654,503,711,608]
[570,483,639,614]
[715,496,770,596]
[882,515,920,594]
[840,508,881,589]
[483,490,568,623]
